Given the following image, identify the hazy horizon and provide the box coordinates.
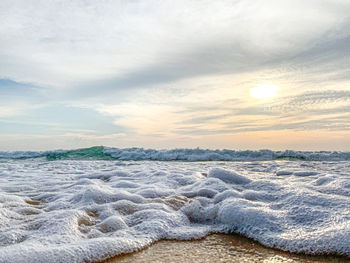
[1,0,350,151]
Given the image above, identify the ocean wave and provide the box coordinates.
[0,146,350,161]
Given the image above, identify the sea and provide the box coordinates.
[0,146,350,262]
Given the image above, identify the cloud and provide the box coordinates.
[0,106,23,118]
[91,89,350,138]
[1,1,350,150]
[1,0,350,89]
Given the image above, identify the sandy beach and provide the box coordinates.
[102,234,348,263]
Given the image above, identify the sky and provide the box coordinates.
[1,0,350,151]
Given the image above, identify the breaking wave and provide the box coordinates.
[0,146,349,161]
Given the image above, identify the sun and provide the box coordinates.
[250,84,279,99]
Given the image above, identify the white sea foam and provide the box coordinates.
[0,159,350,262]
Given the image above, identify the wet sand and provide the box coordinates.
[101,234,348,263]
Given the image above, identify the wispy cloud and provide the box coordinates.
[1,1,350,150]
[87,89,350,139]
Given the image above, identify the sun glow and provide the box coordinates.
[250,84,279,99]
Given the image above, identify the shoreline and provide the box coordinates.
[99,234,348,263]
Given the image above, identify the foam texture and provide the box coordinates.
[0,158,350,262]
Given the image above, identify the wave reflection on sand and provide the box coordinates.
[103,234,346,263]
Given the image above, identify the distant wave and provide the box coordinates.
[1,146,350,161]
